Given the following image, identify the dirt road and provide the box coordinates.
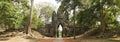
[36,38,77,42]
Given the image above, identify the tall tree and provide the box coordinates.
[25,0,34,34]
[36,2,55,24]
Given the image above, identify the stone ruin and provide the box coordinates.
[38,11,83,37]
[51,11,69,37]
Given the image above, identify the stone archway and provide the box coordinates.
[52,11,69,37]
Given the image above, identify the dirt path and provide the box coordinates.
[53,38,64,42]
[1,36,120,42]
[36,38,77,42]
[36,38,120,42]
[0,36,31,42]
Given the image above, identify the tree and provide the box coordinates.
[0,0,31,29]
[40,6,54,24]
[75,0,120,37]
[56,0,120,38]
[36,2,55,24]
[25,0,34,34]
[89,0,120,34]
[0,0,23,29]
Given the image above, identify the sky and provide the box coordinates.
[33,0,60,11]
[34,0,57,5]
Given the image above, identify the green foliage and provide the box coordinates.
[32,14,44,29]
[39,4,55,24]
[22,13,44,29]
[40,5,54,18]
[76,8,98,27]
[0,1,20,28]
[75,0,120,28]
[113,0,120,8]
[104,5,119,24]
[57,0,120,30]
[0,0,43,29]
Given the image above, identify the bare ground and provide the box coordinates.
[1,36,120,42]
[1,29,120,42]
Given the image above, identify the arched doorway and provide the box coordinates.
[55,21,68,38]
[58,24,63,38]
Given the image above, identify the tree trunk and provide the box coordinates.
[25,0,34,34]
[100,2,105,34]
[73,7,76,39]
[100,10,105,33]
[99,1,106,38]
[77,28,98,38]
